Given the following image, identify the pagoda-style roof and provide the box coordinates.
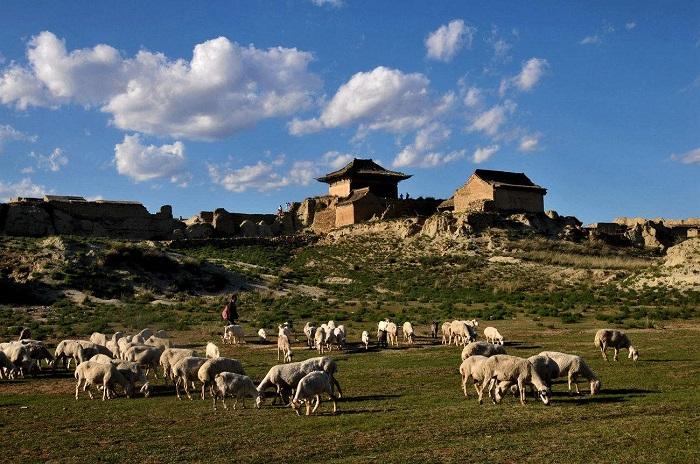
[473,169,546,193]
[317,158,411,184]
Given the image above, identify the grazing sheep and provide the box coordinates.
[303,322,316,349]
[106,340,120,359]
[114,360,150,397]
[314,327,326,354]
[145,335,171,350]
[539,351,601,395]
[135,328,154,341]
[20,340,54,370]
[257,329,267,342]
[441,322,452,345]
[461,341,507,360]
[160,348,197,384]
[479,355,551,406]
[377,329,388,348]
[484,327,504,345]
[90,332,108,346]
[212,372,261,411]
[54,340,96,369]
[431,321,440,339]
[277,334,293,363]
[324,328,337,352]
[89,354,114,364]
[450,321,476,346]
[74,361,133,400]
[197,357,246,400]
[206,342,220,359]
[459,355,488,397]
[222,325,246,345]
[256,356,342,406]
[290,371,338,416]
[361,331,370,350]
[386,322,398,347]
[510,355,560,398]
[172,356,208,400]
[1,343,34,377]
[402,322,415,344]
[123,345,163,378]
[333,325,346,350]
[594,329,639,362]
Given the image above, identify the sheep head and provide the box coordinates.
[538,389,551,405]
[590,379,601,395]
[629,347,639,361]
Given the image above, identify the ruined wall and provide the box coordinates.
[329,179,351,197]
[453,176,494,212]
[335,203,356,227]
[493,188,544,213]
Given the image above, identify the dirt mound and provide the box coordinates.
[631,238,700,291]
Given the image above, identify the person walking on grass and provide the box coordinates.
[221,293,239,326]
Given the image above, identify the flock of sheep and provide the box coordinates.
[0,319,640,414]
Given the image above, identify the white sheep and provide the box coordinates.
[333,325,346,350]
[324,327,337,352]
[483,327,504,345]
[303,322,316,348]
[88,355,149,397]
[450,320,476,346]
[594,329,639,362]
[212,372,261,411]
[89,354,114,364]
[135,328,154,341]
[290,371,339,416]
[327,320,336,331]
[74,361,133,400]
[206,342,220,359]
[377,319,388,332]
[19,340,53,370]
[361,331,370,350]
[459,355,488,397]
[256,356,342,407]
[402,322,415,344]
[278,324,292,340]
[197,357,246,400]
[257,328,267,342]
[172,356,208,400]
[105,339,120,359]
[145,335,171,350]
[461,341,507,360]
[123,345,163,378]
[159,348,197,384]
[478,354,551,406]
[223,325,246,345]
[314,327,326,354]
[386,322,398,347]
[277,334,293,363]
[441,322,452,345]
[90,332,107,346]
[539,351,601,395]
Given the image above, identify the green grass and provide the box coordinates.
[0,318,698,463]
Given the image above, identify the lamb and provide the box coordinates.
[145,335,171,350]
[212,372,261,411]
[303,322,316,348]
[459,355,488,397]
[539,351,601,395]
[222,325,246,345]
[197,357,246,400]
[361,331,370,350]
[123,345,163,378]
[430,321,440,339]
[206,342,220,359]
[290,371,338,416]
[461,341,507,360]
[478,354,551,406]
[484,327,504,345]
[402,322,415,344]
[159,348,197,384]
[277,334,293,363]
[594,329,639,362]
[172,356,208,400]
[441,322,452,345]
[386,322,398,347]
[74,361,133,400]
[257,329,267,342]
[314,327,326,354]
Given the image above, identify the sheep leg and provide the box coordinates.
[212,392,218,410]
[613,348,619,362]
[600,343,609,361]
[175,378,182,400]
[233,398,238,410]
[75,378,81,400]
[477,378,490,404]
[311,395,321,413]
[331,376,343,398]
[305,401,312,416]
[185,380,193,400]
[461,374,469,397]
[517,379,526,405]
[201,382,206,400]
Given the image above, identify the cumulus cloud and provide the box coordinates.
[208,157,319,193]
[392,123,464,168]
[579,35,602,46]
[114,134,187,183]
[425,19,476,62]
[468,101,516,137]
[671,147,700,165]
[290,66,453,136]
[472,145,499,163]
[0,31,321,140]
[501,58,549,94]
[518,134,540,152]
[0,124,37,153]
[30,147,68,172]
[0,177,47,201]
[322,151,354,170]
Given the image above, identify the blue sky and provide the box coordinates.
[0,1,697,224]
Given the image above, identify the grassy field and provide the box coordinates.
[1,317,699,464]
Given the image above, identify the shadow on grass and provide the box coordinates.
[342,394,402,402]
[561,395,629,405]
[312,408,397,416]
[601,388,657,395]
[642,359,693,363]
[505,341,542,350]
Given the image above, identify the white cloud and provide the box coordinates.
[208,157,319,193]
[463,86,482,108]
[322,151,354,170]
[0,177,47,201]
[518,134,540,152]
[30,147,68,172]
[468,101,516,137]
[0,31,321,140]
[472,145,499,163]
[392,123,464,168]
[0,124,37,153]
[580,22,619,45]
[114,134,187,183]
[512,58,549,92]
[290,66,453,136]
[625,22,636,30]
[310,0,344,7]
[580,35,602,46]
[425,19,476,62]
[671,147,700,165]
[20,166,34,174]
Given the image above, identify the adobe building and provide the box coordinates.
[317,158,411,199]
[453,169,547,214]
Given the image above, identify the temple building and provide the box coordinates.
[453,169,547,213]
[317,158,411,199]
